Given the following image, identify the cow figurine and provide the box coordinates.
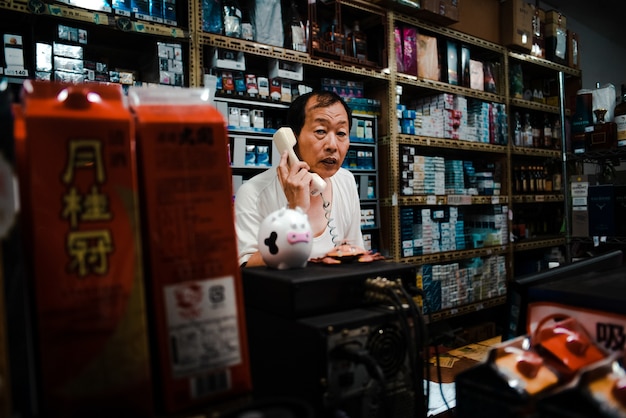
[258,207,313,270]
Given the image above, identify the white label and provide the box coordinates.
[164,276,242,378]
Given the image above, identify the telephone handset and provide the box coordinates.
[273,127,327,196]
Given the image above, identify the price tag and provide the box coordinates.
[448,195,471,205]
[4,68,28,77]
[426,195,436,205]
[535,195,545,202]
[491,196,499,204]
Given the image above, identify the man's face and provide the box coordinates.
[295,97,350,179]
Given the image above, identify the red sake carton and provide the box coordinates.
[15,80,154,417]
[128,87,252,414]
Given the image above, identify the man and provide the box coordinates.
[235,90,364,267]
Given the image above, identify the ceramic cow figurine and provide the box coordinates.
[258,207,313,270]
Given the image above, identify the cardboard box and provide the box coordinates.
[570,174,589,237]
[500,0,533,52]
[417,33,439,81]
[588,184,615,237]
[129,87,252,414]
[212,48,246,71]
[16,81,154,416]
[269,59,303,81]
[420,0,460,25]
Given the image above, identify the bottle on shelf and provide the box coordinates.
[543,164,553,193]
[513,112,522,147]
[543,114,553,149]
[614,84,626,147]
[310,20,321,51]
[324,18,344,56]
[346,21,367,61]
[222,0,243,38]
[513,165,521,193]
[520,165,529,193]
[523,113,533,147]
[286,0,307,52]
[532,115,542,148]
[552,115,562,150]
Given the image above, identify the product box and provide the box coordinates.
[443,39,459,85]
[268,59,303,81]
[614,185,626,237]
[588,184,615,237]
[500,0,533,52]
[570,174,589,237]
[419,0,459,25]
[212,48,246,71]
[417,34,439,81]
[128,87,252,414]
[15,81,154,416]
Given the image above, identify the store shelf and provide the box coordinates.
[508,51,581,78]
[513,236,566,252]
[382,195,509,207]
[424,296,508,324]
[512,194,564,203]
[401,245,508,265]
[381,134,508,154]
[0,1,188,38]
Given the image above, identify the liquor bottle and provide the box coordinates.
[513,112,522,147]
[532,115,542,148]
[520,165,528,193]
[552,116,562,150]
[543,165,552,193]
[310,20,321,51]
[286,0,307,52]
[222,0,242,38]
[523,113,533,147]
[325,18,344,56]
[347,21,367,60]
[614,84,626,147]
[543,114,553,149]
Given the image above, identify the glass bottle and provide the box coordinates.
[325,18,344,55]
[513,112,522,147]
[614,84,626,147]
[286,0,307,52]
[222,0,242,38]
[532,115,542,148]
[543,114,553,149]
[347,21,367,60]
[552,116,562,150]
[521,165,528,193]
[543,164,553,193]
[310,20,321,51]
[523,113,533,148]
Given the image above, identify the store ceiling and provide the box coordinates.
[541,0,625,48]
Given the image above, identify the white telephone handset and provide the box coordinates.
[273,127,327,196]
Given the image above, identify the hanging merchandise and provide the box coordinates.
[222,0,243,38]
[286,0,307,52]
[202,0,223,34]
[254,0,284,47]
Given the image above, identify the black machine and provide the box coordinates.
[241,261,427,418]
